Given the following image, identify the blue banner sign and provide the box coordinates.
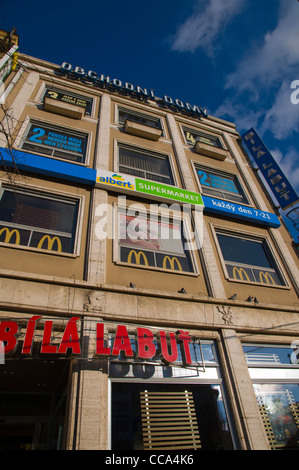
[202,195,280,228]
[242,128,299,210]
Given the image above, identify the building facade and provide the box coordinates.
[1,31,299,450]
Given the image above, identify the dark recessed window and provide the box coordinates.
[196,166,249,204]
[21,121,88,164]
[184,129,222,148]
[119,108,162,132]
[0,188,79,254]
[119,146,173,185]
[216,232,285,286]
[44,88,93,116]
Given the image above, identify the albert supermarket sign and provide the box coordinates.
[96,169,204,207]
[0,317,198,366]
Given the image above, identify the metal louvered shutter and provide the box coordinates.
[140,389,201,450]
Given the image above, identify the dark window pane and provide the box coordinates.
[22,123,87,163]
[184,130,222,148]
[197,168,247,204]
[29,231,73,253]
[0,190,78,253]
[119,110,162,130]
[0,224,31,246]
[155,253,191,272]
[120,246,155,267]
[119,147,173,184]
[217,234,273,268]
[112,383,234,450]
[44,89,93,115]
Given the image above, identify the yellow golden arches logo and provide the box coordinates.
[232,266,250,281]
[259,271,275,285]
[0,227,21,245]
[163,256,183,271]
[127,250,148,266]
[37,235,62,252]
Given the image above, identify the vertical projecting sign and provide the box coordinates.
[242,128,299,210]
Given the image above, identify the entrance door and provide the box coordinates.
[111,382,234,450]
[0,357,69,450]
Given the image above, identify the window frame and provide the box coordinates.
[183,126,225,149]
[243,343,299,370]
[211,225,289,288]
[114,140,178,187]
[242,342,299,450]
[0,183,84,257]
[108,336,237,450]
[113,203,199,276]
[117,106,164,135]
[192,161,252,206]
[33,82,96,118]
[42,86,94,116]
[17,117,91,166]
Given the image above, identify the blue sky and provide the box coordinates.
[1,0,299,235]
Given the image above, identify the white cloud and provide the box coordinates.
[213,98,264,132]
[271,147,299,193]
[261,80,299,139]
[215,1,299,141]
[225,1,299,94]
[171,0,245,55]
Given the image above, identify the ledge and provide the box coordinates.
[194,141,228,160]
[124,120,162,141]
[0,269,298,314]
[44,96,85,119]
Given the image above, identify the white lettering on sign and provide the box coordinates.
[60,62,207,118]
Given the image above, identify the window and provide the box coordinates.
[110,340,235,450]
[118,209,194,273]
[44,88,93,116]
[243,344,297,365]
[0,187,79,254]
[119,107,162,132]
[215,231,285,286]
[243,344,299,450]
[21,121,88,164]
[196,166,249,204]
[184,128,223,148]
[118,145,174,185]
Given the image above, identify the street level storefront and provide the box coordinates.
[1,316,299,450]
[109,336,235,450]
[0,315,235,450]
[0,315,72,450]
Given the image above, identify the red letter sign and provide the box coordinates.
[58,317,81,354]
[0,321,18,354]
[41,321,58,354]
[159,331,178,364]
[137,327,156,359]
[22,316,41,354]
[177,330,192,365]
[112,324,133,357]
[96,323,111,356]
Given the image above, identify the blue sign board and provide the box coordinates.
[202,195,281,228]
[0,148,96,186]
[242,128,299,210]
[1,147,281,228]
